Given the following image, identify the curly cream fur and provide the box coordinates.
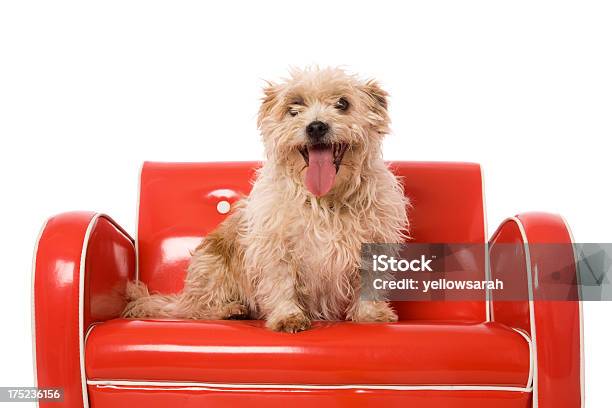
[123,67,409,332]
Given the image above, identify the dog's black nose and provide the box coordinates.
[306,121,329,142]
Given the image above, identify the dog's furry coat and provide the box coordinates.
[123,67,409,332]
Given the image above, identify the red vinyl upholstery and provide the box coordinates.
[490,213,582,408]
[86,320,529,386]
[33,213,135,408]
[86,387,532,408]
[32,162,583,408]
[137,161,487,321]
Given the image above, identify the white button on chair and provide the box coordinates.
[216,200,231,214]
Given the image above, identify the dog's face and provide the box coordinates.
[258,68,390,198]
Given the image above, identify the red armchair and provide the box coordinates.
[32,162,583,408]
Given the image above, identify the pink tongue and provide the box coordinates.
[305,146,336,197]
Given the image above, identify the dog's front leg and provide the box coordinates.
[349,300,398,323]
[257,263,311,333]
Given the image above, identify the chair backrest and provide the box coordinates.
[137,161,487,322]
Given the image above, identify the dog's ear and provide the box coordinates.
[362,79,388,113]
[361,80,390,132]
[257,81,282,128]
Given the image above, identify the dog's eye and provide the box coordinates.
[288,108,299,117]
[335,97,350,111]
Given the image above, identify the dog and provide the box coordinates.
[122,67,409,332]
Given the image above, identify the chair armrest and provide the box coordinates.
[489,212,583,408]
[33,212,135,408]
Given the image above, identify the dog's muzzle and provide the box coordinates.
[306,121,329,144]
[298,142,348,197]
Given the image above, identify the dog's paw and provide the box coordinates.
[267,312,311,333]
[352,301,398,323]
[225,302,250,320]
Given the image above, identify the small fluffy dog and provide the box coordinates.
[123,67,409,332]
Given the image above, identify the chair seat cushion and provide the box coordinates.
[85,319,530,387]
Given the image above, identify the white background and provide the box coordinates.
[1,1,610,406]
